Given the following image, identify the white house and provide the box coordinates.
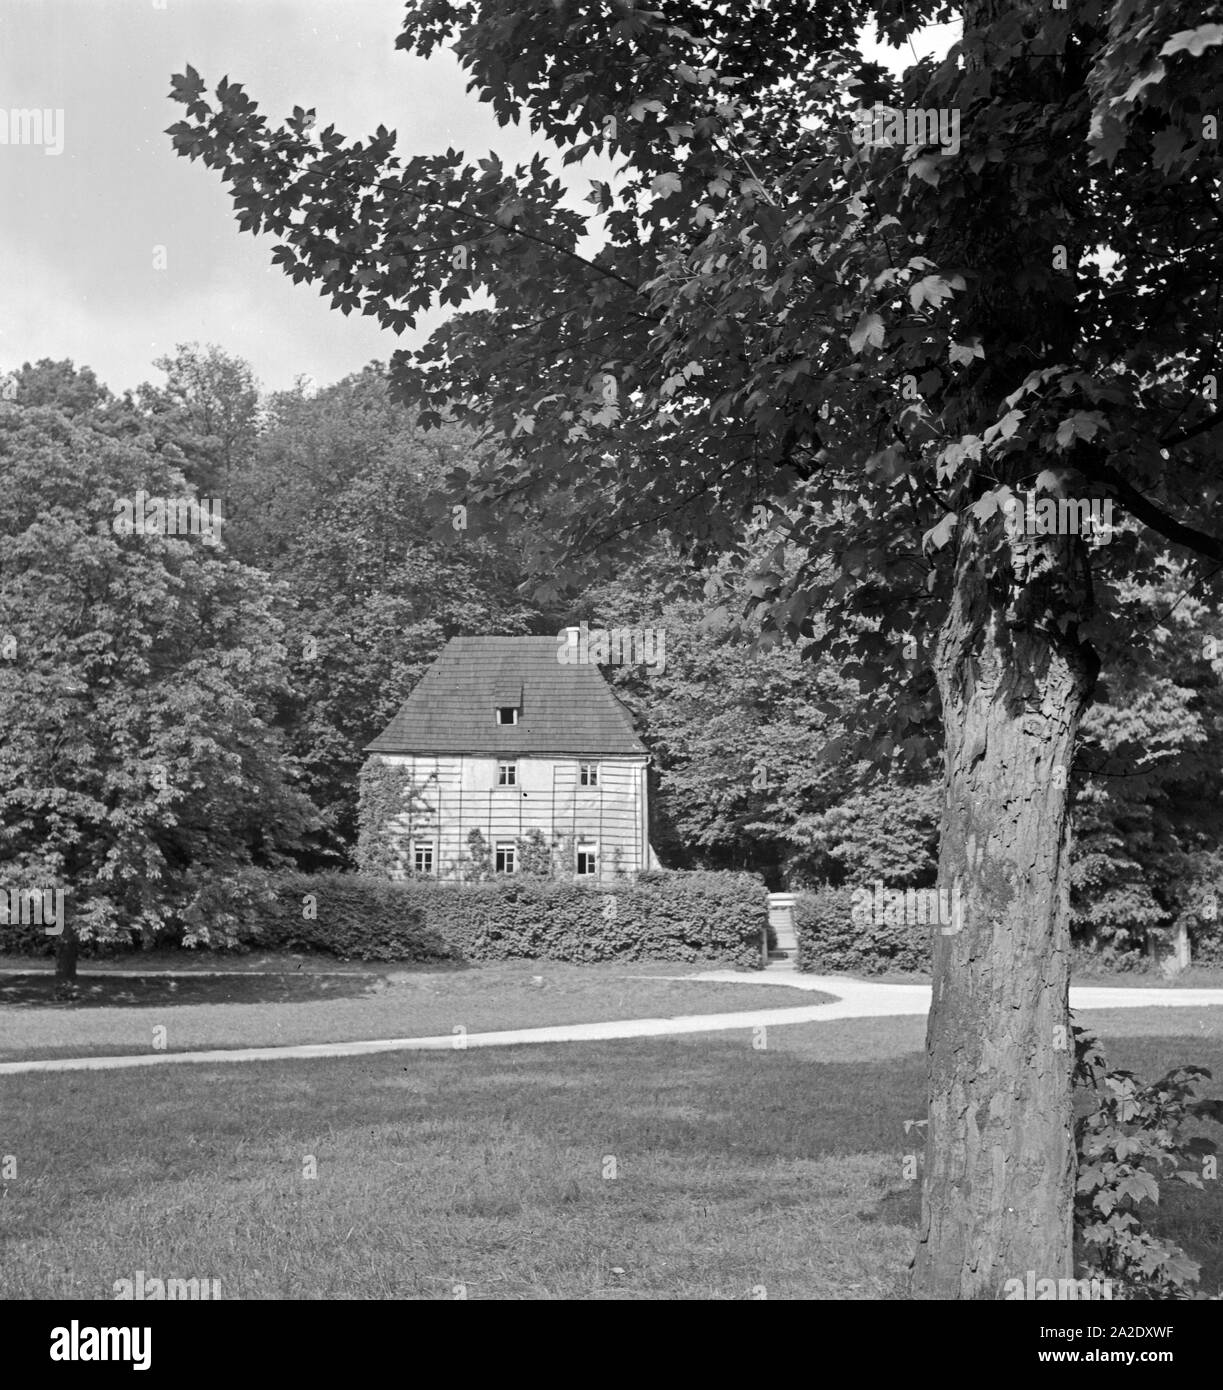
[362,634,661,882]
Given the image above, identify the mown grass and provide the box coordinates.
[0,961,829,1062]
[1,1013,1220,1300]
[807,966,1223,989]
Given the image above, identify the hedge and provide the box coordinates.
[794,884,930,975]
[0,917,64,957]
[232,872,458,961]
[233,868,767,966]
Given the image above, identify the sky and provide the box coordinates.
[0,0,957,398]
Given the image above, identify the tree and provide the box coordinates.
[168,0,1223,1296]
[0,403,317,987]
[9,358,112,416]
[1070,560,1223,965]
[228,368,539,862]
[584,541,941,887]
[135,343,260,507]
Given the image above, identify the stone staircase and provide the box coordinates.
[767,892,798,965]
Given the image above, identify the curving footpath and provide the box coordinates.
[1,965,1221,1075]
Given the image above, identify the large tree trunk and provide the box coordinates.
[911,517,1098,1298]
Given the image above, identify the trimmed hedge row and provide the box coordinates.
[233,872,458,961]
[232,868,767,967]
[0,914,59,956]
[794,885,930,975]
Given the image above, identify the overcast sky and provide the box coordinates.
[0,0,955,397]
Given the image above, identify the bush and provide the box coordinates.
[1073,1025,1223,1299]
[2,868,768,966]
[234,871,457,962]
[794,884,929,975]
[231,868,766,966]
[0,917,63,958]
[377,869,766,966]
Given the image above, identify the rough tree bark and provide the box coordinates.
[910,517,1099,1297]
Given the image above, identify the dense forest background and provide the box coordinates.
[3,348,1222,963]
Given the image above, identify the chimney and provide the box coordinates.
[557,623,583,666]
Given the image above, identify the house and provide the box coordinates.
[361,633,661,882]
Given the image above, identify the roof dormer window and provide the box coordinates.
[493,679,522,726]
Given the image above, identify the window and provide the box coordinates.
[496,706,518,725]
[579,761,599,787]
[576,843,598,877]
[498,761,517,786]
[412,841,434,876]
[495,841,516,874]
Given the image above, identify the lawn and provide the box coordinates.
[1071,967,1223,989]
[806,965,1223,989]
[1,1010,1220,1300]
[0,960,830,1062]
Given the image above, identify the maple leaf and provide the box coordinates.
[848,311,884,355]
[909,273,965,312]
[1159,25,1223,58]
[949,339,985,367]
[922,512,957,552]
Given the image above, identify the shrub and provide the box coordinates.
[0,889,169,959]
[793,884,929,975]
[1073,1024,1223,1299]
[376,869,766,966]
[228,867,766,966]
[4,868,768,966]
[0,916,64,958]
[235,871,457,962]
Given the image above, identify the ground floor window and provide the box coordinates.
[412,841,434,876]
[495,840,516,874]
[576,842,598,877]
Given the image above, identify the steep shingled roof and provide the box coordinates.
[365,636,648,757]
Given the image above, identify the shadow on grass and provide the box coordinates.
[861,1185,920,1228]
[0,972,382,1008]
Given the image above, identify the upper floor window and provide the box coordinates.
[496,707,518,725]
[579,761,599,787]
[498,761,517,786]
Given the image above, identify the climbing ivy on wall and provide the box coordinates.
[356,758,429,877]
[515,828,552,877]
[464,828,491,881]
